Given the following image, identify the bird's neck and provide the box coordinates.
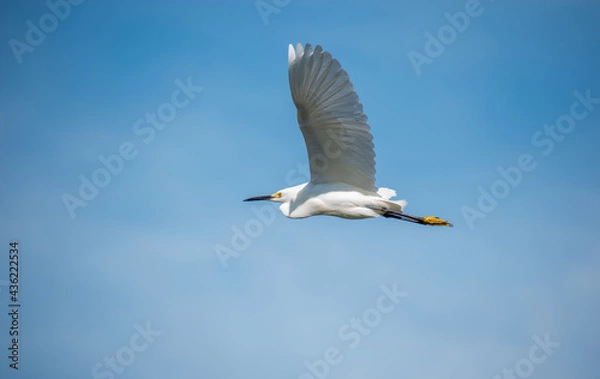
[279,202,291,218]
[279,182,308,218]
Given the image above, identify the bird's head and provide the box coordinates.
[243,188,292,204]
[244,184,307,204]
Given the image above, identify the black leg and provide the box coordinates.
[382,210,426,225]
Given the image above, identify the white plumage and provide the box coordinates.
[244,43,451,227]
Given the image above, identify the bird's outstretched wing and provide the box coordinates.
[288,43,376,192]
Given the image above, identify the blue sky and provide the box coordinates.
[1,0,599,378]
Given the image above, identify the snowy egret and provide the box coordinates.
[244,43,452,227]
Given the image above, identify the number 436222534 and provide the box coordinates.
[9,241,19,302]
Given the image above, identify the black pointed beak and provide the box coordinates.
[243,195,273,202]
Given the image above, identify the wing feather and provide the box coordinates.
[287,43,376,192]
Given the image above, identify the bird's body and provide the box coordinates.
[277,182,405,219]
[244,43,452,227]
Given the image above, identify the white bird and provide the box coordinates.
[244,43,452,227]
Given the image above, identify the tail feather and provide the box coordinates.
[377,187,396,199]
[393,199,408,211]
[378,187,407,212]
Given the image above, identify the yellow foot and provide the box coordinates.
[422,216,453,227]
